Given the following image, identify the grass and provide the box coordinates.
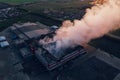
[0,0,39,4]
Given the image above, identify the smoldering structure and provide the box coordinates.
[37,32,86,70]
[36,0,120,70]
[39,32,75,59]
[39,0,120,55]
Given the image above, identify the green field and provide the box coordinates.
[0,0,39,4]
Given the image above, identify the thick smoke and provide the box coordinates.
[39,0,120,55]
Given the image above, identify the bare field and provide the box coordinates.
[23,1,91,13]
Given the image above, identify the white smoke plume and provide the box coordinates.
[39,0,120,55]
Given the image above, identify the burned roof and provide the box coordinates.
[35,32,87,70]
[35,44,86,70]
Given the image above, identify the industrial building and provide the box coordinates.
[9,22,87,71]
[10,22,50,40]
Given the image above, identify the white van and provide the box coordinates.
[0,41,9,48]
[0,36,6,42]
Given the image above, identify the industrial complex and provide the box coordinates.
[9,22,87,71]
[0,0,120,80]
[0,22,120,80]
